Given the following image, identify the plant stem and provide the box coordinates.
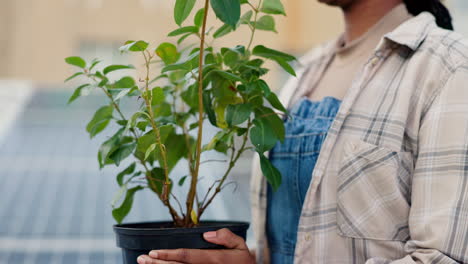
[141,51,171,203]
[186,0,210,226]
[247,2,258,12]
[89,73,182,224]
[200,179,220,208]
[247,0,263,51]
[144,162,183,225]
[198,120,252,218]
[171,193,185,218]
[200,159,227,165]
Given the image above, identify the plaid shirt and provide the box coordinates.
[250,12,468,264]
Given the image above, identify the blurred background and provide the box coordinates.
[0,0,466,263]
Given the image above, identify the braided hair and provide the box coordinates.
[403,0,454,30]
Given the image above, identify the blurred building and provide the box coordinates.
[1,0,465,86]
[0,0,343,85]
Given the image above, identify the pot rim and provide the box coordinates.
[113,220,250,236]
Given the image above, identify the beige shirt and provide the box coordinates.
[308,4,412,101]
[250,12,468,264]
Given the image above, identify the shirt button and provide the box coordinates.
[348,141,357,151]
[370,57,379,66]
[305,233,311,241]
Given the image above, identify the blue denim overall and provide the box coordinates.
[266,96,342,264]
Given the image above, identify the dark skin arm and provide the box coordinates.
[137,228,255,264]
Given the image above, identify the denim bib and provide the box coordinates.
[266,96,342,264]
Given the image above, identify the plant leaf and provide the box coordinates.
[117,162,136,186]
[181,83,199,108]
[203,131,225,151]
[226,103,252,126]
[255,106,285,142]
[252,45,296,61]
[240,10,253,24]
[213,24,233,38]
[168,26,199,37]
[213,70,244,83]
[155,43,181,65]
[86,105,114,138]
[222,49,240,68]
[119,40,149,53]
[125,111,148,133]
[65,56,86,68]
[136,121,149,131]
[178,175,188,186]
[250,118,277,153]
[113,76,136,89]
[135,125,175,162]
[259,153,282,191]
[147,168,167,194]
[203,130,233,154]
[191,209,199,225]
[150,74,169,85]
[194,8,205,28]
[177,32,194,45]
[254,15,277,33]
[65,72,84,82]
[68,84,90,104]
[261,0,286,15]
[273,57,296,76]
[112,186,144,224]
[203,91,217,126]
[150,87,166,105]
[145,143,157,161]
[161,50,200,73]
[114,87,138,101]
[109,140,136,166]
[153,102,172,118]
[89,59,101,70]
[174,0,197,26]
[103,65,135,75]
[163,134,187,172]
[215,104,228,129]
[111,184,127,209]
[210,0,241,28]
[98,129,124,168]
[256,80,287,112]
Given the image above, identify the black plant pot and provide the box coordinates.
[114,221,250,264]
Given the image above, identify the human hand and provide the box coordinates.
[136,228,255,264]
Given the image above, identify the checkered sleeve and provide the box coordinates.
[368,66,468,263]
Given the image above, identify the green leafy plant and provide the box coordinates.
[65,0,294,227]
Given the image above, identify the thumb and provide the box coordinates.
[203,228,248,250]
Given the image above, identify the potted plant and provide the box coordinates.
[65,0,295,263]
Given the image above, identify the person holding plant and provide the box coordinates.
[67,0,296,262]
[135,0,468,263]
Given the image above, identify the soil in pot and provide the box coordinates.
[114,221,250,264]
